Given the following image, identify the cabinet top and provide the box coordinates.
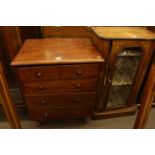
[11,38,104,66]
[92,27,155,40]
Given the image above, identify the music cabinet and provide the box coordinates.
[91,27,155,118]
[11,26,155,121]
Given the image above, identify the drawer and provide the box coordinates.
[41,26,92,38]
[29,107,93,120]
[23,78,97,94]
[18,64,100,82]
[25,92,96,109]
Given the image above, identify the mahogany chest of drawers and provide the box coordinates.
[11,38,104,121]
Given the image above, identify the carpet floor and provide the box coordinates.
[0,108,155,129]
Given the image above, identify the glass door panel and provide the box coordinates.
[107,47,142,108]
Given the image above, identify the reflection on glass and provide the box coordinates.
[107,85,131,107]
[107,47,142,108]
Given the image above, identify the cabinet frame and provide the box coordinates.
[101,40,154,111]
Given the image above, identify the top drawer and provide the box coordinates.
[41,26,92,38]
[18,64,100,82]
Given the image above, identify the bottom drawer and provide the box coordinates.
[29,107,93,121]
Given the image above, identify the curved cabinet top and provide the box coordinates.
[91,27,155,40]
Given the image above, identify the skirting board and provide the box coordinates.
[93,105,137,119]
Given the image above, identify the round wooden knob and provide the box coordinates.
[86,26,91,31]
[41,100,47,105]
[39,86,44,90]
[44,113,48,117]
[76,111,80,115]
[36,72,42,77]
[75,98,81,103]
[76,69,83,75]
[76,83,81,88]
[55,26,61,31]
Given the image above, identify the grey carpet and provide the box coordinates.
[0,108,154,129]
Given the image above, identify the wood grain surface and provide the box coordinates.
[11,38,104,66]
[92,27,155,40]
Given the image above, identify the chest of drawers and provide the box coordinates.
[11,38,104,121]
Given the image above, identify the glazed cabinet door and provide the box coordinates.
[101,40,154,110]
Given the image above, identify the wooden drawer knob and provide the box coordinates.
[76,111,80,115]
[55,26,62,31]
[36,72,43,77]
[39,86,45,90]
[41,100,47,105]
[75,98,81,103]
[76,69,83,75]
[76,83,81,88]
[86,26,91,31]
[44,113,48,117]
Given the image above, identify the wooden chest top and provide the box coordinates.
[92,27,155,40]
[11,38,104,66]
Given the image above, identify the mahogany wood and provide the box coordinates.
[91,30,111,59]
[92,27,155,40]
[102,40,154,110]
[29,106,93,121]
[91,27,155,118]
[12,38,104,122]
[11,38,103,66]
[25,92,96,109]
[93,105,137,119]
[17,64,100,81]
[19,26,41,43]
[41,26,92,38]
[8,26,155,120]
[0,26,22,88]
[0,63,22,128]
[134,65,155,129]
[0,26,22,60]
[22,78,97,94]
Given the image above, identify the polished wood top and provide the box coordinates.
[92,27,155,40]
[11,38,104,66]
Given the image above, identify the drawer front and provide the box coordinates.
[29,107,93,120]
[25,92,96,109]
[41,26,91,38]
[18,64,100,82]
[23,78,97,94]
